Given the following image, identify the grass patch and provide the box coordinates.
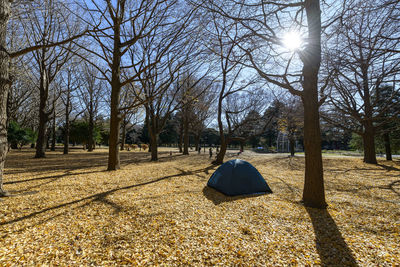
[1,148,399,265]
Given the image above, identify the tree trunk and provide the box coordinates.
[88,111,94,152]
[120,119,126,151]
[35,109,48,158]
[214,138,227,165]
[194,133,200,152]
[63,95,70,154]
[214,89,228,165]
[383,132,392,161]
[149,133,158,161]
[108,100,121,170]
[289,137,295,156]
[0,0,10,196]
[301,0,327,209]
[362,126,377,164]
[35,52,50,158]
[46,132,50,149]
[107,20,122,171]
[50,108,56,151]
[183,111,189,155]
[178,117,183,153]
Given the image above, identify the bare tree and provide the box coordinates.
[77,63,103,152]
[198,0,330,208]
[178,74,214,155]
[16,0,81,158]
[0,0,86,196]
[200,12,256,164]
[137,62,203,161]
[76,0,197,170]
[277,96,304,156]
[189,81,217,151]
[323,0,400,164]
[119,85,142,151]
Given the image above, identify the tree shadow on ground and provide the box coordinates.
[334,178,400,203]
[377,163,400,172]
[0,165,215,227]
[4,169,106,186]
[202,186,270,205]
[305,207,358,266]
[4,149,184,175]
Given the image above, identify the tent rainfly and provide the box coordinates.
[207,159,272,196]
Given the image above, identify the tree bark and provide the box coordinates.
[289,137,295,156]
[35,108,48,158]
[301,0,327,209]
[194,133,200,152]
[120,119,126,151]
[108,96,121,169]
[214,92,227,165]
[63,92,70,154]
[107,18,122,171]
[178,116,183,153]
[0,0,10,196]
[214,138,227,165]
[383,132,392,161]
[88,109,94,152]
[35,52,50,158]
[149,133,158,161]
[50,108,56,151]
[362,125,377,164]
[183,109,189,155]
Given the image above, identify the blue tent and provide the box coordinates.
[207,159,272,196]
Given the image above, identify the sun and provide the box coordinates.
[282,31,303,51]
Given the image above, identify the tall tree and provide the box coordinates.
[323,0,400,164]
[374,86,400,161]
[189,81,217,151]
[0,0,86,196]
[78,63,103,152]
[0,0,12,196]
[277,96,304,156]
[60,63,82,154]
[78,0,195,169]
[17,0,79,158]
[201,0,330,207]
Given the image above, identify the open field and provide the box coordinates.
[1,148,399,266]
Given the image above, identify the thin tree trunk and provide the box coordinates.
[215,138,227,164]
[46,130,50,149]
[35,51,50,158]
[183,110,189,155]
[120,119,126,151]
[214,92,227,165]
[50,108,56,151]
[301,0,327,209]
[194,133,200,151]
[108,101,121,169]
[88,111,94,152]
[383,132,392,161]
[63,95,70,154]
[178,117,183,153]
[0,0,10,196]
[35,109,48,158]
[289,137,295,156]
[362,126,377,164]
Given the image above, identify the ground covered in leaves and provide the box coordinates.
[1,148,399,266]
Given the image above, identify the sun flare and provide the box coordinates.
[282,31,302,51]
